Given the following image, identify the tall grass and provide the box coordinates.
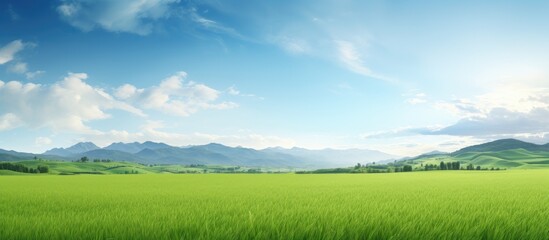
[1,170,548,239]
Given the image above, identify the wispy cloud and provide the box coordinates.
[57,0,180,35]
[336,41,395,82]
[271,36,310,55]
[362,126,443,139]
[0,40,25,65]
[403,90,427,105]
[25,70,45,80]
[1,40,44,79]
[7,5,19,21]
[8,62,27,74]
[226,86,259,99]
[7,62,45,80]
[186,8,245,39]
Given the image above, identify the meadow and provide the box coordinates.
[1,170,549,239]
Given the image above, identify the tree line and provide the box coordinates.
[0,162,49,173]
[422,161,502,171]
[422,161,461,170]
[75,157,112,163]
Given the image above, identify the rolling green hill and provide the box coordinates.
[452,138,549,155]
[405,139,549,170]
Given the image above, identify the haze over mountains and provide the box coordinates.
[3,138,549,169]
[39,141,399,168]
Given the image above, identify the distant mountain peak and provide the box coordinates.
[43,142,99,156]
[205,142,227,147]
[103,141,171,154]
[72,142,99,148]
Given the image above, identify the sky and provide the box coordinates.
[2,0,549,156]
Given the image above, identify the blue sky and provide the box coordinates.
[2,0,549,155]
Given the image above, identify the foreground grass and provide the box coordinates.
[1,171,549,239]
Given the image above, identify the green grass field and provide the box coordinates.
[1,170,549,239]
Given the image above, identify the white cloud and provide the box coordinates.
[437,86,549,117]
[117,72,237,117]
[431,85,549,138]
[35,137,52,146]
[8,62,28,74]
[8,62,45,80]
[115,84,138,99]
[4,71,237,131]
[433,108,549,137]
[0,73,144,133]
[0,113,20,131]
[369,85,549,144]
[0,40,43,79]
[227,86,240,95]
[226,86,259,98]
[57,0,180,35]
[336,40,393,82]
[364,135,481,157]
[272,36,310,54]
[8,5,20,21]
[403,91,427,105]
[85,121,296,149]
[406,98,427,105]
[25,70,45,80]
[362,126,442,139]
[187,8,243,39]
[0,71,238,148]
[336,41,371,75]
[0,40,25,65]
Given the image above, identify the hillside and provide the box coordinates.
[404,139,549,169]
[452,139,549,155]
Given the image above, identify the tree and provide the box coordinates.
[466,164,474,170]
[403,165,413,172]
[37,165,49,173]
[80,156,89,163]
[355,163,361,169]
[440,161,447,170]
[476,166,481,170]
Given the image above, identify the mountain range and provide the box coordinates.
[3,138,549,169]
[35,141,399,168]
